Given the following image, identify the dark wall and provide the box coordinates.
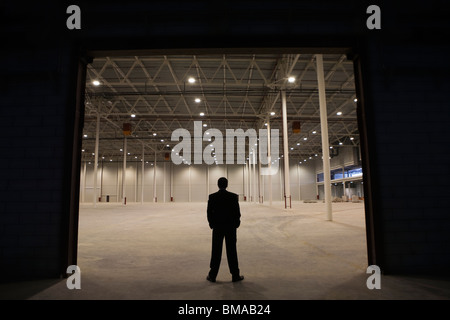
[1,1,449,280]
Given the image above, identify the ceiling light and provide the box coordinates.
[339,142,343,145]
[83,134,88,138]
[131,114,136,118]
[312,130,317,134]
[195,98,201,103]
[350,137,354,140]
[288,76,295,83]
[303,137,307,141]
[354,98,358,102]
[188,77,196,83]
[160,139,164,142]
[199,112,205,116]
[92,80,100,86]
[120,148,123,152]
[296,143,300,146]
[153,133,157,136]
[336,111,343,116]
[270,112,275,116]
[203,124,207,127]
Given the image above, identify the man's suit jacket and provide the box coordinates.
[207,189,241,229]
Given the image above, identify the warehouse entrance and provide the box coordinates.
[68,48,378,292]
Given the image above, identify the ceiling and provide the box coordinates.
[82,52,359,166]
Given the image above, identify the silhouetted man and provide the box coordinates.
[206,177,244,282]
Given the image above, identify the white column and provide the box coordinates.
[252,151,256,203]
[267,119,272,206]
[258,159,262,203]
[316,54,332,220]
[122,136,127,205]
[170,162,174,201]
[188,165,191,202]
[141,144,144,204]
[163,162,166,203]
[207,165,210,200]
[281,89,291,209]
[248,159,253,202]
[93,113,100,206]
[81,161,86,203]
[153,150,157,202]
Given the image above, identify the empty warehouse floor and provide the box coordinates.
[2,201,450,300]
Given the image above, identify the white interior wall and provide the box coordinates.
[80,159,317,203]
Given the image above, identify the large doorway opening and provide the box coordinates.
[72,49,375,298]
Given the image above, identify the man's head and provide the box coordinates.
[218,177,228,190]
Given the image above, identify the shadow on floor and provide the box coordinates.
[0,278,63,300]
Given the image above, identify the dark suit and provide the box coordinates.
[207,189,241,279]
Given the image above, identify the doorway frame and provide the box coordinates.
[62,44,381,276]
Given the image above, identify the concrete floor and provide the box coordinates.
[1,201,450,300]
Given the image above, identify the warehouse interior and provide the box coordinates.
[76,52,371,298]
[79,53,363,205]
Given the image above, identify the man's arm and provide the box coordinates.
[207,195,214,229]
[234,194,241,228]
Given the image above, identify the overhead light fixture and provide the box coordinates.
[203,123,207,127]
[312,130,317,134]
[188,77,196,83]
[92,80,100,86]
[288,76,296,83]
[270,112,275,116]
[131,114,136,118]
[83,134,88,138]
[354,98,358,102]
[336,111,343,116]
[199,112,205,116]
[153,133,157,136]
[195,98,201,103]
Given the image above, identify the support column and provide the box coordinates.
[188,165,191,202]
[163,162,166,203]
[258,159,262,203]
[207,165,210,200]
[81,161,86,203]
[267,119,272,206]
[281,89,291,209]
[316,54,332,220]
[93,113,100,206]
[141,143,144,204]
[153,150,157,202]
[122,136,127,205]
[252,150,256,203]
[170,162,174,202]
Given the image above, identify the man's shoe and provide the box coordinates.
[206,275,216,283]
[232,275,244,282]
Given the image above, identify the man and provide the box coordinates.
[206,177,244,282]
